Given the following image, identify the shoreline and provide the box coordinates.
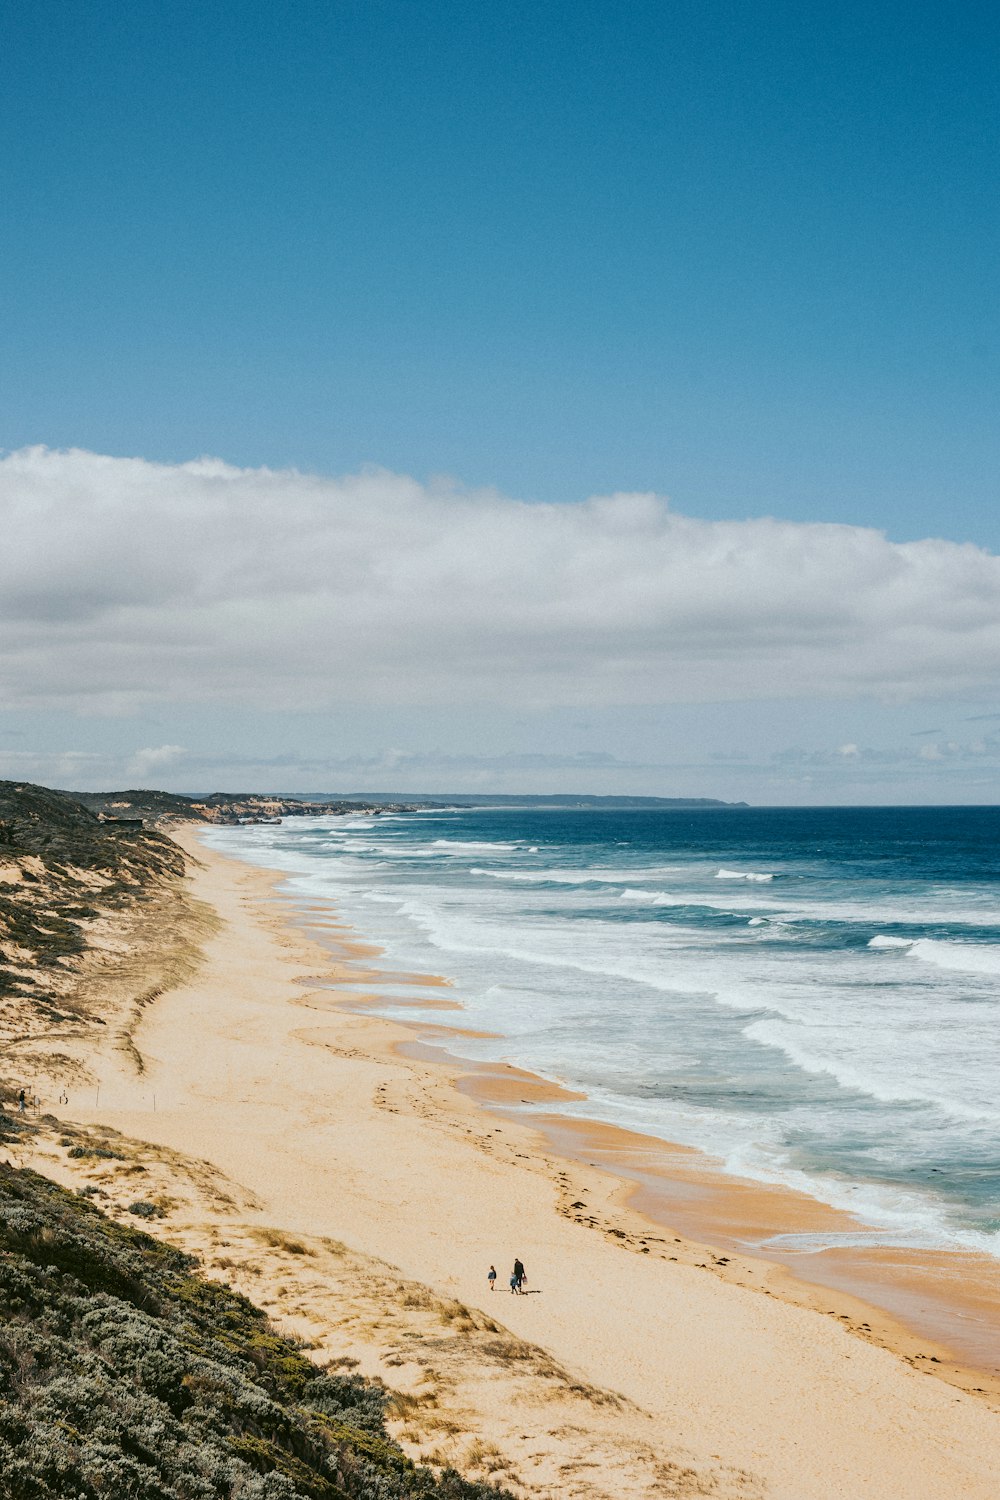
[282,871,1000,1395]
[457,1072,1000,1386]
[9,823,1000,1499]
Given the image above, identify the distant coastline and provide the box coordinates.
[43,785,749,831]
[329,793,751,809]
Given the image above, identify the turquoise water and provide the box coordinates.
[207,806,1000,1256]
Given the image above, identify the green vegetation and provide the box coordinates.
[0,1162,512,1499]
[0,779,186,1005]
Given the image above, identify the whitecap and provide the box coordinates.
[909,938,1000,976]
[716,867,774,882]
[473,867,658,886]
[432,839,520,851]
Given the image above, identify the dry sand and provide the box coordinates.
[6,824,1000,1500]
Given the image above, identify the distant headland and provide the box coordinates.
[56,787,749,827]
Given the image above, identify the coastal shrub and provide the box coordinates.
[127,1199,162,1219]
[0,1162,514,1500]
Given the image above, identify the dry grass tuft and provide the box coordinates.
[464,1438,517,1476]
[401,1288,436,1309]
[250,1226,315,1256]
[480,1338,536,1364]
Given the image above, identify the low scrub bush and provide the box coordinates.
[0,1163,512,1499]
[127,1200,162,1219]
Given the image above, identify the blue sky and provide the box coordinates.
[3,1,997,539]
[1,4,999,801]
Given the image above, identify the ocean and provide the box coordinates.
[205,805,1000,1259]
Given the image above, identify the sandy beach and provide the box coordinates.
[7,824,1000,1500]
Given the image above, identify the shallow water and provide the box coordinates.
[206,805,1000,1257]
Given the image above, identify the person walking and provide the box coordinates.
[487,1265,497,1292]
[513,1257,526,1293]
[17,1089,25,1114]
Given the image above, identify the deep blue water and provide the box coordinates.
[207,805,1000,1256]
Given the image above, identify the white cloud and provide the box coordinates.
[2,446,1000,715]
[127,744,188,779]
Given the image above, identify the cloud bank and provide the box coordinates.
[3,447,1000,715]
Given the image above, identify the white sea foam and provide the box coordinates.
[377,900,703,996]
[618,886,739,912]
[725,1147,1000,1257]
[744,1016,1000,1125]
[706,894,996,925]
[473,867,676,887]
[377,846,455,859]
[908,938,1000,975]
[868,935,913,948]
[553,1086,1000,1256]
[716,867,774,882]
[432,839,520,850]
[756,1228,977,1254]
